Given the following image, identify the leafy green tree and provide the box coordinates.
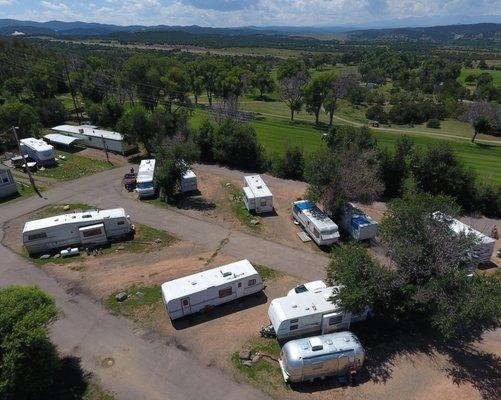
[276,58,307,81]
[378,135,413,198]
[99,98,124,129]
[472,116,492,143]
[272,144,305,180]
[0,102,42,140]
[426,118,441,129]
[0,286,59,400]
[199,58,223,107]
[116,105,152,153]
[35,98,67,127]
[26,59,66,99]
[252,69,275,99]
[366,104,388,124]
[186,61,204,106]
[279,71,308,121]
[304,72,333,125]
[161,63,190,111]
[3,77,24,99]
[323,70,359,126]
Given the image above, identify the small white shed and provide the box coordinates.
[19,137,56,166]
[242,175,273,213]
[180,169,197,193]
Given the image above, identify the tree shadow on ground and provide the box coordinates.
[351,318,500,399]
[47,355,89,400]
[174,192,216,212]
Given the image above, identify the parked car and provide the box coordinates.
[123,172,137,191]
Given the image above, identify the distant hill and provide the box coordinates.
[347,23,501,45]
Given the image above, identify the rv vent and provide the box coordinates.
[191,281,197,285]
[79,128,84,133]
[220,271,232,277]
[291,303,298,308]
[257,186,262,189]
[326,339,333,345]
[309,337,323,351]
[344,337,350,342]
[71,216,76,219]
[82,215,91,218]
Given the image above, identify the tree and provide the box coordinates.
[324,70,359,126]
[272,144,305,180]
[378,135,413,198]
[0,102,42,140]
[460,101,500,141]
[116,105,152,153]
[161,63,190,111]
[0,286,59,400]
[186,61,204,106]
[216,67,251,100]
[35,98,67,127]
[276,57,307,81]
[426,118,441,129]
[279,71,308,121]
[366,104,388,124]
[303,72,333,125]
[472,116,492,143]
[3,77,24,99]
[252,68,275,99]
[200,58,222,107]
[26,59,65,99]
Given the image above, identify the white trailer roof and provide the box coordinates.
[183,169,196,180]
[270,286,341,323]
[244,175,272,198]
[161,259,258,300]
[433,212,495,245]
[52,124,124,142]
[23,208,127,233]
[294,200,338,231]
[44,133,80,146]
[137,159,155,183]
[20,137,54,152]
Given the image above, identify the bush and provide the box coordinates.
[36,99,67,127]
[272,145,304,180]
[475,182,501,218]
[365,104,388,124]
[426,118,441,129]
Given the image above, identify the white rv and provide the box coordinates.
[264,287,369,341]
[180,169,198,193]
[19,138,55,166]
[51,125,135,154]
[433,212,495,265]
[338,203,378,240]
[292,200,340,246]
[287,281,327,296]
[279,331,365,383]
[161,259,264,320]
[136,159,156,198]
[243,175,273,213]
[0,167,17,199]
[22,208,133,256]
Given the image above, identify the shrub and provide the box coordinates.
[426,118,441,129]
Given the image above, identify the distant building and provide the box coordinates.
[11,31,25,37]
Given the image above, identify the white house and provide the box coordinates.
[292,200,340,246]
[136,159,156,198]
[338,203,378,241]
[51,125,135,154]
[265,286,369,340]
[22,208,133,255]
[19,137,56,166]
[242,175,273,213]
[0,167,17,199]
[161,259,264,320]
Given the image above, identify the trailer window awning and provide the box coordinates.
[44,133,80,146]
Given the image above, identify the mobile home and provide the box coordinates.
[287,281,327,296]
[264,287,369,341]
[292,200,340,246]
[161,259,264,320]
[19,138,55,166]
[243,175,273,213]
[51,124,135,154]
[338,203,378,240]
[22,208,133,256]
[279,331,365,383]
[433,212,495,265]
[136,159,156,198]
[0,167,17,198]
[180,169,198,193]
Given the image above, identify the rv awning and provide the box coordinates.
[44,133,80,146]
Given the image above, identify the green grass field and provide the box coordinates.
[458,68,501,86]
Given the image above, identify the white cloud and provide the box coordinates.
[0,0,14,5]
[40,0,69,11]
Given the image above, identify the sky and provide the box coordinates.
[0,0,500,28]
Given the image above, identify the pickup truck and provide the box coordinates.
[123,173,137,191]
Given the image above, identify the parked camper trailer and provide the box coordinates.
[51,125,135,154]
[433,212,495,265]
[338,203,378,241]
[22,208,133,256]
[180,169,198,193]
[264,287,369,340]
[19,138,55,166]
[161,259,264,320]
[243,175,273,213]
[292,200,340,246]
[287,281,327,296]
[279,331,365,383]
[136,159,156,198]
[0,167,17,199]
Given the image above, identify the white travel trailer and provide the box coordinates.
[242,175,273,213]
[19,137,55,166]
[136,159,156,198]
[22,208,133,256]
[180,169,198,193]
[279,331,365,383]
[287,281,327,296]
[264,287,369,341]
[433,212,495,265]
[0,167,17,198]
[51,125,135,154]
[338,203,378,241]
[161,259,264,320]
[292,200,340,246]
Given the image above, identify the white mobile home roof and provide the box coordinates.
[20,137,54,152]
[162,259,257,300]
[23,208,127,233]
[271,287,340,322]
[294,201,337,231]
[44,133,80,146]
[433,212,495,245]
[52,124,124,142]
[183,169,196,179]
[244,175,272,198]
[137,159,155,182]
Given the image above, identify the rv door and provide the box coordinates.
[181,297,191,315]
[236,281,244,297]
[322,312,350,334]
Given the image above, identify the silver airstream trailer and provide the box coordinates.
[279,331,365,383]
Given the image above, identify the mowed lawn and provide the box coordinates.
[458,68,501,86]
[190,110,501,184]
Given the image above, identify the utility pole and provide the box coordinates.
[11,126,44,198]
[101,134,111,165]
[63,56,82,124]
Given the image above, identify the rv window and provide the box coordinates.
[290,319,298,323]
[290,325,298,331]
[248,279,256,286]
[238,282,242,288]
[313,228,320,238]
[28,232,47,241]
[82,228,103,238]
[2,177,9,183]
[329,315,343,325]
[260,200,267,207]
[182,299,189,306]
[219,287,232,298]
[117,221,125,225]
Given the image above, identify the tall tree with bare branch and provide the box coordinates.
[279,71,308,121]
